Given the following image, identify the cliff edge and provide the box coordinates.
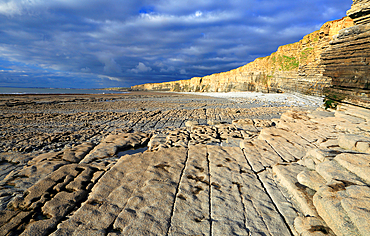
[132,17,353,95]
[322,0,370,108]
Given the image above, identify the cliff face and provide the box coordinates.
[347,0,370,25]
[322,0,370,108]
[132,17,354,95]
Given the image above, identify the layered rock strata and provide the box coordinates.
[347,0,370,25]
[1,104,369,235]
[132,18,353,95]
[322,0,370,108]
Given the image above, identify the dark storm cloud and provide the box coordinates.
[0,0,353,88]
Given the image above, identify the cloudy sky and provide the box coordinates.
[0,0,352,89]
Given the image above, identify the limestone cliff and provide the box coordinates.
[132,17,353,95]
[323,0,370,108]
[347,0,370,25]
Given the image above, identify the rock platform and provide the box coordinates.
[1,99,369,235]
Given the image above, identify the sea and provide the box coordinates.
[0,87,128,95]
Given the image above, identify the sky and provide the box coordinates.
[0,0,353,89]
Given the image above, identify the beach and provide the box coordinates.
[0,91,318,154]
[1,0,369,234]
[1,91,369,235]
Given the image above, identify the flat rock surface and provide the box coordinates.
[1,92,369,235]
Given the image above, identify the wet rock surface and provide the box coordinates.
[1,92,369,235]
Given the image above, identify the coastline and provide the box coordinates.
[0,87,129,95]
[1,0,369,234]
[0,91,316,154]
[1,91,369,235]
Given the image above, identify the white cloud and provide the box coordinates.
[0,1,22,16]
[195,11,203,17]
[180,69,187,74]
[98,74,121,81]
[0,0,45,16]
[169,58,185,62]
[136,10,237,26]
[129,62,152,73]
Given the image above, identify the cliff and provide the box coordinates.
[132,17,354,95]
[347,0,370,25]
[322,0,370,108]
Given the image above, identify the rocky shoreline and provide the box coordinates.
[1,0,370,234]
[0,91,316,154]
[1,91,369,235]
